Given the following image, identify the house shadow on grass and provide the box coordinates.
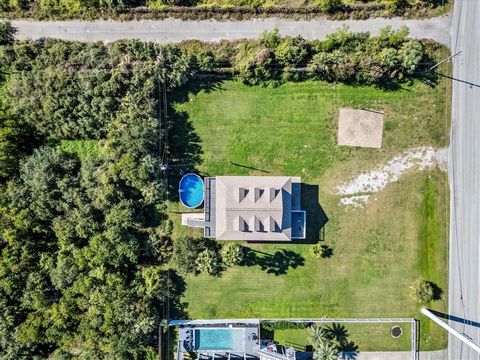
[300,184,329,244]
[244,183,328,245]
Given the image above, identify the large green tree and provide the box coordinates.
[0,37,192,359]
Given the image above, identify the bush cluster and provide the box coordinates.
[230,26,428,86]
[173,238,246,276]
[178,26,434,88]
[261,321,308,331]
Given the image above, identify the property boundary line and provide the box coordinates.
[167,317,417,360]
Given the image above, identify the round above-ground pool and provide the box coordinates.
[179,173,204,208]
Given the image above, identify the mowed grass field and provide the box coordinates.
[273,323,412,352]
[169,74,450,351]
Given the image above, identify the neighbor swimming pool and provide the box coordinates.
[179,173,204,208]
[194,328,243,351]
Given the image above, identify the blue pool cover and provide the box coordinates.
[179,173,204,208]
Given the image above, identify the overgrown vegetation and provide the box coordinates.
[0,31,192,358]
[0,0,449,20]
[229,26,434,88]
[261,321,308,331]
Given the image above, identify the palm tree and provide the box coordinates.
[195,249,221,276]
[221,243,245,267]
[310,325,329,346]
[312,340,338,360]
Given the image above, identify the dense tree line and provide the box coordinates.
[0,36,190,359]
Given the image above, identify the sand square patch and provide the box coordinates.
[338,108,384,148]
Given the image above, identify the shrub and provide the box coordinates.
[5,0,29,10]
[311,244,333,259]
[0,22,17,46]
[261,321,308,331]
[375,47,401,78]
[274,36,309,67]
[196,50,217,71]
[409,279,436,302]
[221,243,245,267]
[148,0,196,7]
[234,42,275,85]
[281,66,305,82]
[377,25,409,49]
[320,25,369,52]
[196,249,222,276]
[172,236,207,274]
[308,50,355,82]
[356,55,386,84]
[260,28,281,50]
[316,0,342,13]
[146,226,173,265]
[39,0,84,13]
[386,0,410,14]
[398,40,423,75]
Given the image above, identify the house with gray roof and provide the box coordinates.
[181,176,306,241]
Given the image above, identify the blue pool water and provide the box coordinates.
[179,173,204,208]
[195,329,239,350]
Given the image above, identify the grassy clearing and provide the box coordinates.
[58,139,101,162]
[173,79,449,180]
[170,69,450,351]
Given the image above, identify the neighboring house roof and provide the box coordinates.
[214,176,293,241]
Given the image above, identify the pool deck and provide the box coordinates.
[177,323,260,358]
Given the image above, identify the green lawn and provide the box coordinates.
[169,75,450,351]
[273,323,411,352]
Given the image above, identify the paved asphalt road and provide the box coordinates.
[448,0,480,359]
[10,16,450,45]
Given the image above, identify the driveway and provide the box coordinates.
[9,16,449,46]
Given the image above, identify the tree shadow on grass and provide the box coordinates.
[427,281,443,301]
[242,248,305,276]
[166,79,226,200]
[165,269,189,319]
[325,323,358,360]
